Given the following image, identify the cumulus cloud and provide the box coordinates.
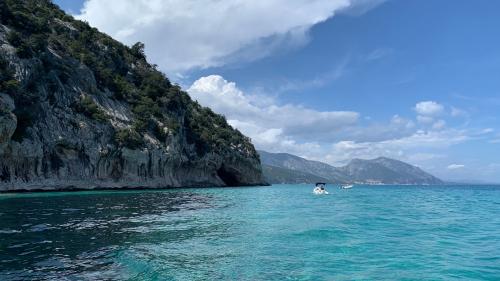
[187,75,359,146]
[322,129,470,165]
[187,75,473,168]
[414,101,444,116]
[75,0,381,75]
[447,164,465,170]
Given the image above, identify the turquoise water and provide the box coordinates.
[1,184,500,280]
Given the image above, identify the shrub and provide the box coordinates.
[130,42,145,60]
[139,95,160,112]
[1,79,20,95]
[150,122,167,142]
[165,118,180,134]
[75,96,108,122]
[29,34,48,53]
[112,75,134,100]
[0,57,20,95]
[6,31,32,58]
[132,118,148,133]
[15,43,33,59]
[6,31,23,46]
[114,129,143,149]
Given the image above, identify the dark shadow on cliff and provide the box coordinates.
[217,165,240,187]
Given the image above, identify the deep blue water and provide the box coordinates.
[1,184,500,280]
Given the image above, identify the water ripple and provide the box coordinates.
[0,185,499,280]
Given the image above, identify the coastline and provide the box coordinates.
[0,182,270,193]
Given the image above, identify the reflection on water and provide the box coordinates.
[1,185,500,280]
[0,190,223,280]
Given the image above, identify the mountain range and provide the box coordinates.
[259,151,443,185]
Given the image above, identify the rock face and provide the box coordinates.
[0,94,16,147]
[0,1,265,191]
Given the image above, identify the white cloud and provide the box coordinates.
[187,75,359,147]
[187,75,473,168]
[391,115,414,128]
[407,153,445,162]
[432,119,446,130]
[75,0,381,75]
[451,106,468,118]
[365,47,393,61]
[273,56,351,93]
[447,164,465,170]
[322,129,469,165]
[417,115,434,124]
[336,115,416,143]
[414,101,444,116]
[340,0,387,16]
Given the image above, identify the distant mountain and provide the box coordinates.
[261,165,330,184]
[339,157,443,185]
[259,151,349,183]
[259,151,443,185]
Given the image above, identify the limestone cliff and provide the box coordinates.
[0,0,266,191]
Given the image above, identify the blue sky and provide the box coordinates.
[54,0,500,182]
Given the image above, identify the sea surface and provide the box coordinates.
[1,184,499,280]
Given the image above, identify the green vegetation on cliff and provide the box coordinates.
[0,0,256,157]
[0,56,18,95]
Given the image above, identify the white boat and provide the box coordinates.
[313,182,329,195]
[341,184,353,189]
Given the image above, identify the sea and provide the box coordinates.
[1,184,499,280]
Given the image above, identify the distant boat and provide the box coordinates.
[313,182,329,195]
[341,184,353,189]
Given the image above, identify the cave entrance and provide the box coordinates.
[217,165,239,187]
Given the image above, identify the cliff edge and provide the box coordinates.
[0,0,266,191]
